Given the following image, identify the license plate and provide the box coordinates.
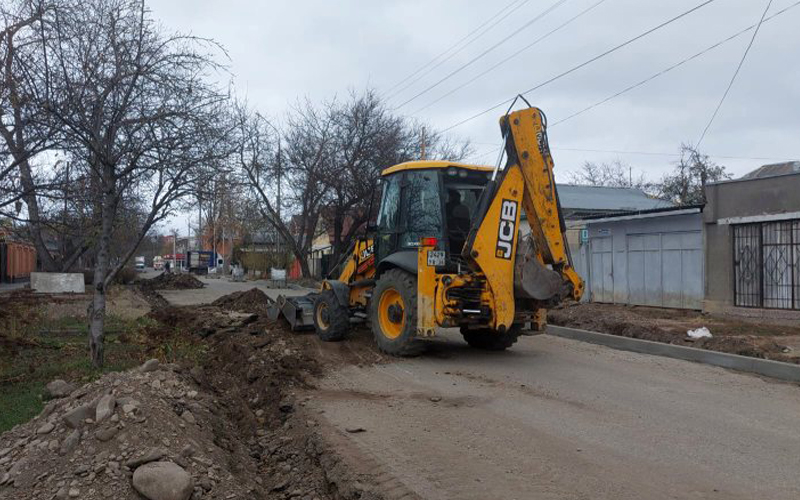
[427,250,446,267]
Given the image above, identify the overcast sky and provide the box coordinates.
[148,0,799,232]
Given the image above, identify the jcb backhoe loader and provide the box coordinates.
[270,103,584,355]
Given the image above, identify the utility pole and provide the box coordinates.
[420,126,426,160]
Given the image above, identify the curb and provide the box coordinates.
[546,325,800,384]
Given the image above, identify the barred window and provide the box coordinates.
[734,220,800,310]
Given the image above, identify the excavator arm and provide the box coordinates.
[463,105,584,331]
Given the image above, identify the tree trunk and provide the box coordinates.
[88,180,114,368]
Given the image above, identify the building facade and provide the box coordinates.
[704,164,800,318]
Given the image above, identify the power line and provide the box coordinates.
[550,0,800,128]
[413,0,609,115]
[442,0,719,133]
[468,145,799,163]
[696,0,774,148]
[383,0,524,96]
[393,0,571,110]
[385,0,533,101]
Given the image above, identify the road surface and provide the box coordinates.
[308,331,800,500]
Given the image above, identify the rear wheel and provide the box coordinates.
[460,324,521,351]
[313,290,349,341]
[370,269,423,356]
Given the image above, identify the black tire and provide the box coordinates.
[370,269,423,356]
[313,289,349,342]
[460,324,521,351]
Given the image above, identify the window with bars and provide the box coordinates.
[733,220,800,310]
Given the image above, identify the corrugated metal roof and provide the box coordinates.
[556,184,672,212]
[740,161,800,180]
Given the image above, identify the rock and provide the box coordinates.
[132,461,193,500]
[186,391,198,399]
[68,488,80,498]
[180,411,196,425]
[0,472,10,486]
[37,422,56,434]
[95,395,116,423]
[40,401,58,420]
[121,399,141,414]
[345,426,366,433]
[126,447,167,468]
[0,447,10,458]
[46,380,76,398]
[62,405,94,429]
[197,477,213,491]
[59,429,81,455]
[140,359,161,372]
[95,426,119,442]
[429,396,442,402]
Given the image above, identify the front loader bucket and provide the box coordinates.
[268,293,318,331]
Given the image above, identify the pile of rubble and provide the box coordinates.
[0,358,266,500]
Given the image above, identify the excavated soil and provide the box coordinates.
[1,287,392,500]
[138,273,205,291]
[211,288,274,315]
[549,303,800,364]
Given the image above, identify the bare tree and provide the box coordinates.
[569,159,650,190]
[42,0,228,367]
[658,143,731,205]
[321,90,471,263]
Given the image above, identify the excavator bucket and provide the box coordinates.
[267,293,318,331]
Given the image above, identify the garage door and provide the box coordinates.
[589,237,613,303]
[627,231,703,309]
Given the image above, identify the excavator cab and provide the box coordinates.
[373,164,492,270]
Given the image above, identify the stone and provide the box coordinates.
[46,380,76,398]
[95,395,116,423]
[37,422,56,434]
[0,447,10,458]
[429,396,442,402]
[132,461,193,500]
[151,379,162,390]
[68,488,80,498]
[122,400,140,415]
[126,447,167,468]
[180,411,196,425]
[62,405,94,429]
[60,429,81,455]
[140,359,161,373]
[345,426,366,433]
[95,427,119,442]
[55,486,69,500]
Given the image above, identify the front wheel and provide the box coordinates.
[460,324,521,351]
[313,290,349,341]
[370,269,423,356]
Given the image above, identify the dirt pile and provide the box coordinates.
[549,303,800,364]
[139,273,204,291]
[211,288,274,315]
[0,358,267,500]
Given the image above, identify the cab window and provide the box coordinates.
[401,171,442,248]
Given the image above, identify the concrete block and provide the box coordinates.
[30,272,85,294]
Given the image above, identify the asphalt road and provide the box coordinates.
[309,331,800,500]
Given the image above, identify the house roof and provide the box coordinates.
[556,184,672,213]
[740,161,800,180]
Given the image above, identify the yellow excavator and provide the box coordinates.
[270,103,583,355]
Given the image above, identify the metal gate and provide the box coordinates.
[626,231,703,309]
[734,221,800,310]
